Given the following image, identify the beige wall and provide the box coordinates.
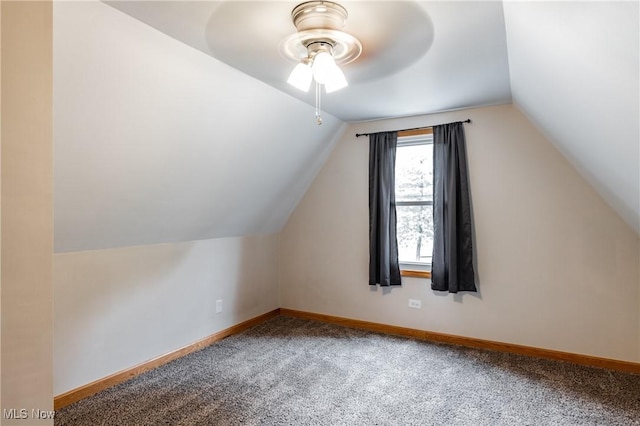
[54,234,280,395]
[280,104,640,362]
[1,1,54,424]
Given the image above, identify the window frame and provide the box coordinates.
[395,128,433,279]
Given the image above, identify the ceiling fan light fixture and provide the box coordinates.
[283,1,361,122]
[311,50,337,84]
[287,59,313,92]
[324,66,348,93]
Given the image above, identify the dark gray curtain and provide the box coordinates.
[369,131,401,286]
[432,122,477,293]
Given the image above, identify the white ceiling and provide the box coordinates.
[54,1,346,252]
[105,1,513,121]
[502,1,639,234]
[54,1,639,253]
[102,0,640,233]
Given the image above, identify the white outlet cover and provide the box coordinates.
[408,299,422,309]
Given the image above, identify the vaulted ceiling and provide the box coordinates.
[53,1,639,252]
[502,1,639,235]
[104,1,514,121]
[54,1,346,252]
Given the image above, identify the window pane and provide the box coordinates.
[395,144,432,202]
[396,204,433,263]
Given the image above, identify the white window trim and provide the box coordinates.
[396,133,433,270]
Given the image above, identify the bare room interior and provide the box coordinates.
[1,0,639,424]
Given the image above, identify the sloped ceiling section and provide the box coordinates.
[503,1,640,234]
[104,1,512,121]
[54,1,345,253]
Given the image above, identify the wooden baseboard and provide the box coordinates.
[280,308,640,375]
[54,309,280,410]
[55,306,640,410]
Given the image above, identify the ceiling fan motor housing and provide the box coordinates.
[284,1,362,65]
[292,1,348,32]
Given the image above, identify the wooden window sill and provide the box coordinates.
[401,269,431,279]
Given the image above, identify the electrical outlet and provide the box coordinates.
[215,299,223,313]
[408,299,422,309]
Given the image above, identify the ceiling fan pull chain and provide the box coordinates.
[315,81,323,125]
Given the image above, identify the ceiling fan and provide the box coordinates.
[200,1,434,123]
[280,1,362,124]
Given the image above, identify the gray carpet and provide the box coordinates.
[56,316,640,425]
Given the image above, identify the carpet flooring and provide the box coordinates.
[55,316,640,425]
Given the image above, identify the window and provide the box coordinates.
[395,130,433,275]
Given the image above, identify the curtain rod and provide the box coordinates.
[355,119,471,138]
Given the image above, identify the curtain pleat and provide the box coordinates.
[432,122,477,293]
[369,131,401,286]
